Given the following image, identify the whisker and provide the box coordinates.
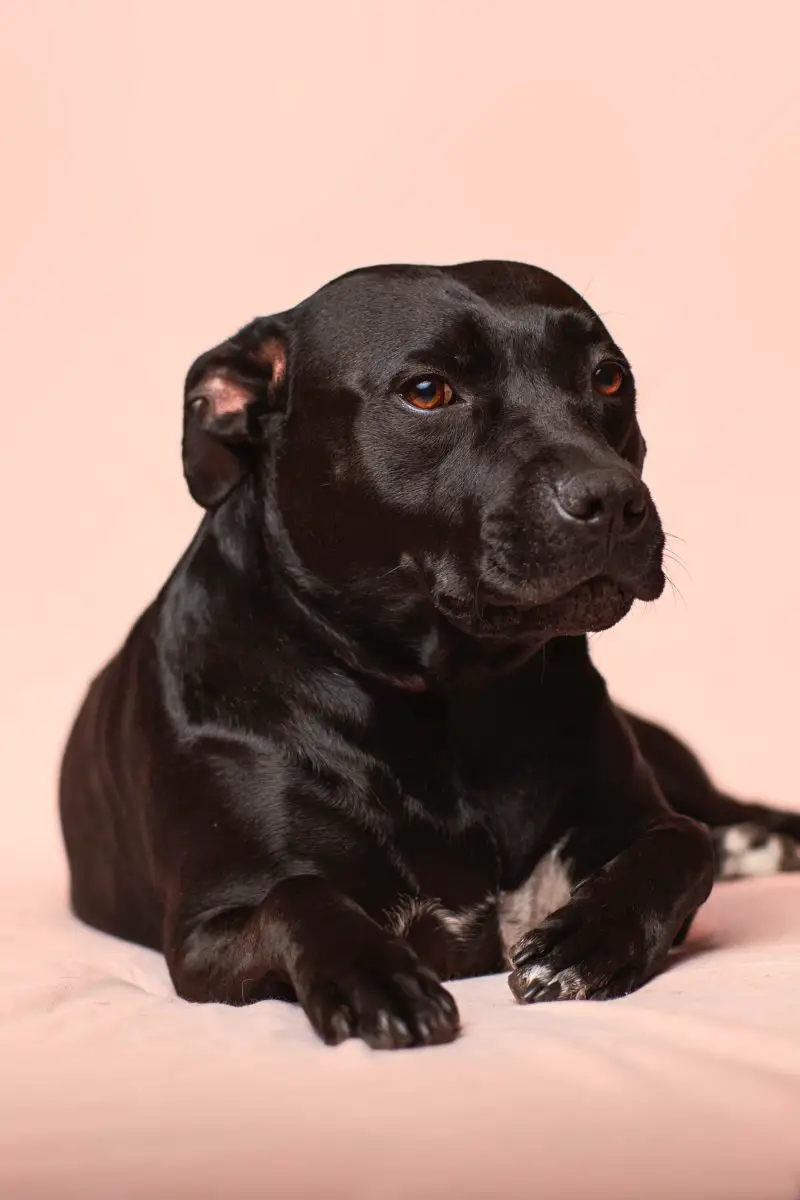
[664,570,686,607]
[664,532,691,582]
[473,581,485,620]
[375,564,403,580]
[663,552,691,583]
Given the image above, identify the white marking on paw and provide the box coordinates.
[516,961,554,988]
[498,843,572,961]
[513,960,588,1000]
[718,824,792,879]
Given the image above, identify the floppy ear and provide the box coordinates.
[182,318,289,509]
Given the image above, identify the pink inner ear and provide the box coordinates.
[204,374,252,417]
[254,336,287,387]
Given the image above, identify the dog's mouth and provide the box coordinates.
[432,571,662,640]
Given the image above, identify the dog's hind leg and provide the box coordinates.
[623,709,800,881]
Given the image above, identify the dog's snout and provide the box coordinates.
[553,469,648,541]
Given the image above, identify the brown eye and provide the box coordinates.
[592,361,626,397]
[403,378,454,410]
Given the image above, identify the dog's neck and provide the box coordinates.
[194,496,549,694]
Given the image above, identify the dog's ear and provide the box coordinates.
[182,318,289,509]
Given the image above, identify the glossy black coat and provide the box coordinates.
[59,262,800,1048]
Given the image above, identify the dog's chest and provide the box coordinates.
[360,673,580,975]
[385,837,573,978]
[370,678,573,857]
[380,760,574,978]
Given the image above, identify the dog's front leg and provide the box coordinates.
[508,706,715,1004]
[167,875,461,1049]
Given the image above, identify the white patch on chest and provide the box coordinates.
[498,843,573,962]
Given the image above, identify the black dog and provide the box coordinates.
[59,261,800,1049]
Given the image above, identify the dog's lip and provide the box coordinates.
[483,573,631,611]
[426,574,635,640]
[416,552,665,639]
[482,563,665,611]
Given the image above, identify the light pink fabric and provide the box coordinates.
[2,866,799,1200]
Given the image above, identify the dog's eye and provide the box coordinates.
[592,361,626,397]
[403,378,454,410]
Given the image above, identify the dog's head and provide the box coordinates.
[183,262,664,653]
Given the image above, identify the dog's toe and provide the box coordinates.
[303,946,460,1049]
[507,901,648,1004]
[305,982,355,1045]
[389,965,461,1045]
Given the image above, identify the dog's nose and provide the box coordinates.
[553,469,648,540]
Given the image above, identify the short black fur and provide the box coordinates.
[59,261,800,1048]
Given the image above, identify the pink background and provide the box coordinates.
[2,0,800,889]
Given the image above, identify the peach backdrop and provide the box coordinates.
[2,0,799,887]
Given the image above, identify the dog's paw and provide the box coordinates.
[301,941,461,1050]
[713,822,800,880]
[507,900,650,1004]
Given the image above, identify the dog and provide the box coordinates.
[59,261,800,1049]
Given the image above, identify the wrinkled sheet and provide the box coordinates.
[1,867,799,1200]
